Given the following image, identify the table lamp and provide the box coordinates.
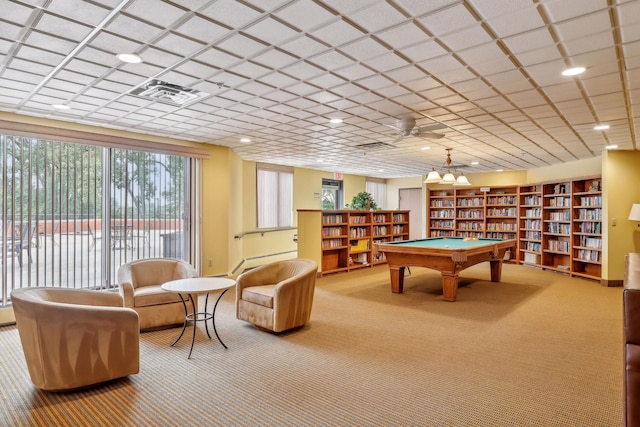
[629,204,640,229]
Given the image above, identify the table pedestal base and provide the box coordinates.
[171,289,228,359]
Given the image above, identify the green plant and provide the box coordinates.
[346,191,378,210]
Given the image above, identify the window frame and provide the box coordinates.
[256,163,293,229]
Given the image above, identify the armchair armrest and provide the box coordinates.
[117,265,135,307]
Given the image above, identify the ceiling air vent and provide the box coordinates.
[355,142,393,150]
[131,79,209,106]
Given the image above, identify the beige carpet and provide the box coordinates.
[0,263,624,426]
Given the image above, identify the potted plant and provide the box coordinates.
[346,192,378,210]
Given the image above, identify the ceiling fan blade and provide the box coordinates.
[416,123,447,133]
[383,123,402,132]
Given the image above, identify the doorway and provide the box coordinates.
[399,188,422,240]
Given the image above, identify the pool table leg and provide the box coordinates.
[442,273,459,302]
[390,266,405,293]
[489,260,503,282]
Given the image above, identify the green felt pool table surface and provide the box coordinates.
[382,237,505,250]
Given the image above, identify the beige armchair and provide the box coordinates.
[117,258,197,331]
[236,258,318,333]
[11,287,139,392]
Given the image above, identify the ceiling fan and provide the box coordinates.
[384,118,447,143]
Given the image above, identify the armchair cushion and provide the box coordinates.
[236,259,318,333]
[117,258,197,330]
[11,287,139,392]
[242,285,276,308]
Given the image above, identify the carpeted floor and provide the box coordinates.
[0,263,624,426]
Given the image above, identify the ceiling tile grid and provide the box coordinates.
[0,0,636,178]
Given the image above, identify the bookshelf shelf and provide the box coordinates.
[298,209,410,276]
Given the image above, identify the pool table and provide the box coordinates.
[374,237,516,302]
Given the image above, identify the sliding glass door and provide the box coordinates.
[0,134,192,305]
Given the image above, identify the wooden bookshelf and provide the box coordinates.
[427,186,518,241]
[517,176,602,280]
[297,209,410,276]
[518,184,542,265]
[571,176,602,280]
[541,181,572,274]
[428,189,455,237]
[484,186,518,240]
[426,178,602,281]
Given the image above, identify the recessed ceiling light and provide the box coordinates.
[561,66,586,76]
[378,169,384,172]
[470,161,479,165]
[605,144,618,150]
[420,146,430,150]
[51,104,70,110]
[496,169,504,172]
[329,118,343,124]
[240,138,251,143]
[116,53,143,63]
[594,124,610,131]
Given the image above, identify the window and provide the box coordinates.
[0,134,194,306]
[321,178,343,210]
[366,178,386,209]
[257,163,293,228]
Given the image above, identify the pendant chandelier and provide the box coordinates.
[423,148,471,186]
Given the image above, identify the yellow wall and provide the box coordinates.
[344,174,366,207]
[199,144,232,276]
[527,156,602,183]
[602,150,640,281]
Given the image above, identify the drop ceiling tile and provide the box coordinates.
[416,3,478,37]
[280,61,326,81]
[24,31,77,56]
[274,0,338,32]
[251,49,299,69]
[2,1,36,24]
[105,14,165,44]
[47,0,112,26]
[89,32,142,55]
[236,80,278,96]
[515,46,563,67]
[278,35,329,59]
[0,21,24,41]
[104,70,147,87]
[542,0,606,22]
[348,2,408,33]
[173,15,229,44]
[216,34,269,58]
[243,17,300,46]
[376,22,432,50]
[254,71,297,89]
[556,11,612,44]
[484,5,544,38]
[308,50,355,71]
[440,25,493,51]
[307,73,349,90]
[16,45,65,67]
[74,46,121,67]
[309,19,366,47]
[194,47,242,69]
[154,33,207,57]
[123,0,185,28]
[200,0,262,28]
[35,13,93,42]
[44,78,86,93]
[567,34,616,61]
[398,40,450,64]
[8,58,53,76]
